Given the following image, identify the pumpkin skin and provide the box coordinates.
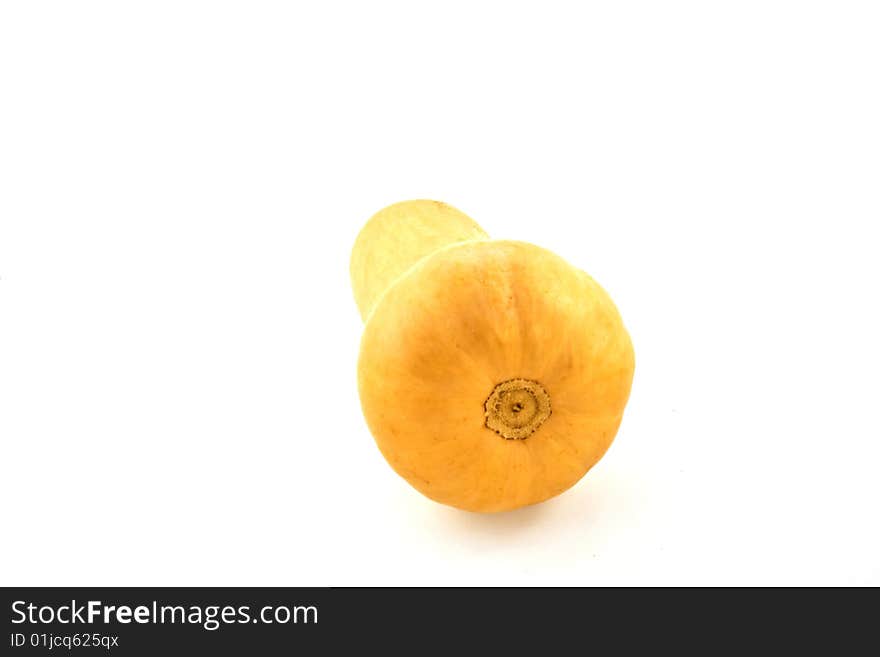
[357,236,635,513]
[350,200,488,320]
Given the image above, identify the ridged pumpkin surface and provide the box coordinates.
[357,239,634,512]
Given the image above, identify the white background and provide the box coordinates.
[1,2,878,586]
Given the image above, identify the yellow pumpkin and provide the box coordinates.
[352,200,634,512]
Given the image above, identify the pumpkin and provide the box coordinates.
[351,200,634,512]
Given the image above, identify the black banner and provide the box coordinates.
[0,587,871,654]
